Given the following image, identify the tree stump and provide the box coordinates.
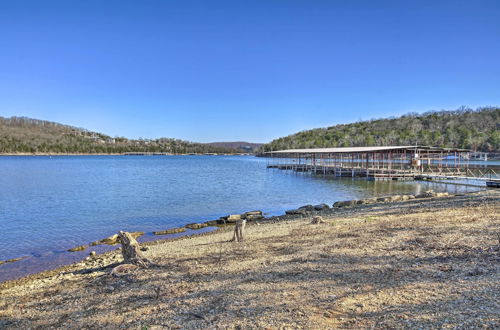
[118,231,155,268]
[231,219,247,242]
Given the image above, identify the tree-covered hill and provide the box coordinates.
[0,117,237,154]
[206,141,263,153]
[261,107,500,152]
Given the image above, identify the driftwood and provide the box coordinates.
[231,219,247,242]
[117,231,155,268]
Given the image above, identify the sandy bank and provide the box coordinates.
[1,190,499,328]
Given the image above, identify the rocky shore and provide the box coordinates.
[1,189,499,328]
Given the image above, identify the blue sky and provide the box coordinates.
[0,0,499,143]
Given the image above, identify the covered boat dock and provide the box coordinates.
[265,146,499,184]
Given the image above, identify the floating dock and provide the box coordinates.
[265,146,500,185]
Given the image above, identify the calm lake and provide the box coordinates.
[0,155,485,281]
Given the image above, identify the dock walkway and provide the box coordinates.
[265,146,500,185]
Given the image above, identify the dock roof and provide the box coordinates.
[265,146,469,154]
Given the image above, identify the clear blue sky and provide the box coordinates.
[0,0,499,143]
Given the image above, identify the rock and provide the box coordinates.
[185,223,208,230]
[400,195,414,201]
[314,203,330,210]
[416,190,437,198]
[91,234,119,246]
[226,214,242,222]
[243,210,264,221]
[68,245,87,252]
[0,256,26,265]
[435,192,449,197]
[91,231,144,246]
[89,251,96,256]
[310,216,325,224]
[247,215,265,221]
[204,220,221,226]
[376,196,392,202]
[244,210,263,217]
[130,231,145,239]
[356,198,377,205]
[299,205,315,211]
[333,200,357,208]
[153,227,186,235]
[285,209,308,216]
[388,195,403,202]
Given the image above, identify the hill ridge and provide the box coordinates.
[261,107,500,152]
[0,116,238,154]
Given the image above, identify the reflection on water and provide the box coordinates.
[0,155,484,282]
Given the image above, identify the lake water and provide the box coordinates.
[0,155,485,281]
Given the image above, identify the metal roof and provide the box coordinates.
[265,146,469,154]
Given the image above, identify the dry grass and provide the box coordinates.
[1,191,499,329]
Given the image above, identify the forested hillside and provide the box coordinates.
[0,117,236,154]
[261,107,500,152]
[207,142,263,153]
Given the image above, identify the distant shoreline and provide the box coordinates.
[0,153,248,156]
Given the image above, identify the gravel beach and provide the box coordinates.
[1,190,499,329]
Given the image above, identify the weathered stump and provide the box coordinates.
[231,219,247,242]
[118,231,155,268]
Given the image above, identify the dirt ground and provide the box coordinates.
[1,190,499,329]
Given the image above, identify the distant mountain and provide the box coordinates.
[260,107,500,153]
[207,141,263,153]
[0,117,238,154]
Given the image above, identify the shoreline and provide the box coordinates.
[0,188,484,283]
[1,189,498,328]
[0,189,492,284]
[0,153,247,156]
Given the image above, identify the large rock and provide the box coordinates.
[314,203,330,211]
[356,198,377,205]
[204,219,221,226]
[243,210,264,221]
[298,205,315,212]
[67,245,87,252]
[0,257,26,265]
[244,210,263,217]
[245,214,264,221]
[416,190,437,198]
[185,223,208,230]
[90,231,144,246]
[388,195,403,202]
[226,214,242,222]
[91,234,119,246]
[333,200,357,208]
[285,209,309,216]
[153,227,186,235]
